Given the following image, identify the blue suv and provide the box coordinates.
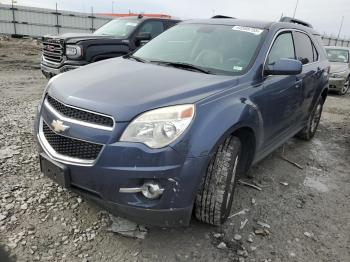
[35,17,329,226]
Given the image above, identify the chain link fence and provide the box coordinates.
[322,35,350,47]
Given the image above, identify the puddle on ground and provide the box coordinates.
[304,176,329,193]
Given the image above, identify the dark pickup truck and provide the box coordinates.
[40,15,179,78]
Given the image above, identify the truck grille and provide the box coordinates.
[42,38,64,64]
[43,122,103,161]
[47,96,114,128]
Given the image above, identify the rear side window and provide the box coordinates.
[267,32,295,65]
[293,32,314,65]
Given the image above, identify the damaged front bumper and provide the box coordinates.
[34,103,208,227]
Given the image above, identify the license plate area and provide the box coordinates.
[40,154,70,188]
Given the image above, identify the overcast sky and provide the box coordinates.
[2,0,350,38]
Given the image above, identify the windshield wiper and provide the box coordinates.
[150,60,212,74]
[124,54,149,63]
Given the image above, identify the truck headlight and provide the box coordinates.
[332,71,347,78]
[65,45,82,58]
[120,105,195,149]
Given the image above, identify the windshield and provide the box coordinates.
[326,48,349,63]
[94,19,139,37]
[132,23,266,76]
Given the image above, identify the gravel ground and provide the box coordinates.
[0,38,349,262]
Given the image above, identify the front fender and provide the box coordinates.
[172,95,263,158]
[84,44,130,62]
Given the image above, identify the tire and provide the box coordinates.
[297,98,324,140]
[338,76,349,95]
[195,136,242,226]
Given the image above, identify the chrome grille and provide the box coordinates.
[42,38,64,64]
[47,96,114,128]
[42,122,103,161]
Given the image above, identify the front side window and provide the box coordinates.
[293,32,314,65]
[133,23,267,76]
[267,32,295,65]
[94,19,140,37]
[138,21,165,38]
[326,48,349,63]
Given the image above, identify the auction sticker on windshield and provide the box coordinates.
[232,26,264,35]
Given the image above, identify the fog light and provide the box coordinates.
[141,182,164,199]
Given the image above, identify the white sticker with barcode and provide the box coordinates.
[232,26,264,35]
[233,65,243,71]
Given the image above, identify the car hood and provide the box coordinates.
[44,33,122,44]
[48,58,237,122]
[329,62,349,73]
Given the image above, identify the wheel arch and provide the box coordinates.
[321,86,328,103]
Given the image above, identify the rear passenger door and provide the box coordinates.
[261,31,300,146]
[293,31,321,123]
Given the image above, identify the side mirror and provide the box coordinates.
[135,32,152,46]
[264,58,302,76]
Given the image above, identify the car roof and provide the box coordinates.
[182,18,320,35]
[325,46,350,51]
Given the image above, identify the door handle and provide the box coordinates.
[295,79,302,88]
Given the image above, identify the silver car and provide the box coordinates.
[325,46,350,95]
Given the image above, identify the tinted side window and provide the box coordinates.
[267,32,295,65]
[138,21,165,38]
[294,32,314,65]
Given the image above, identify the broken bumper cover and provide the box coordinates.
[329,77,346,91]
[36,134,208,227]
[77,189,194,227]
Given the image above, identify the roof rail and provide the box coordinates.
[211,15,235,19]
[280,16,313,28]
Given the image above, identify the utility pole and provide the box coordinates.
[293,0,299,18]
[337,16,344,40]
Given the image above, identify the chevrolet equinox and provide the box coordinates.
[35,17,329,226]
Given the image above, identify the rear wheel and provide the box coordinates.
[297,98,324,140]
[195,136,242,226]
[338,76,349,95]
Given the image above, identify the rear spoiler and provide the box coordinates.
[280,17,313,28]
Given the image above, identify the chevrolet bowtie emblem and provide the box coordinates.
[51,120,69,133]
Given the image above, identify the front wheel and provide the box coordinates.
[297,98,324,140]
[338,76,349,95]
[195,136,242,226]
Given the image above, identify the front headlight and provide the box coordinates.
[65,45,82,58]
[120,105,195,149]
[332,71,347,78]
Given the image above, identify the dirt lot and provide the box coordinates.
[0,38,349,262]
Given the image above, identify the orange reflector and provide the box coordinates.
[180,107,194,118]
